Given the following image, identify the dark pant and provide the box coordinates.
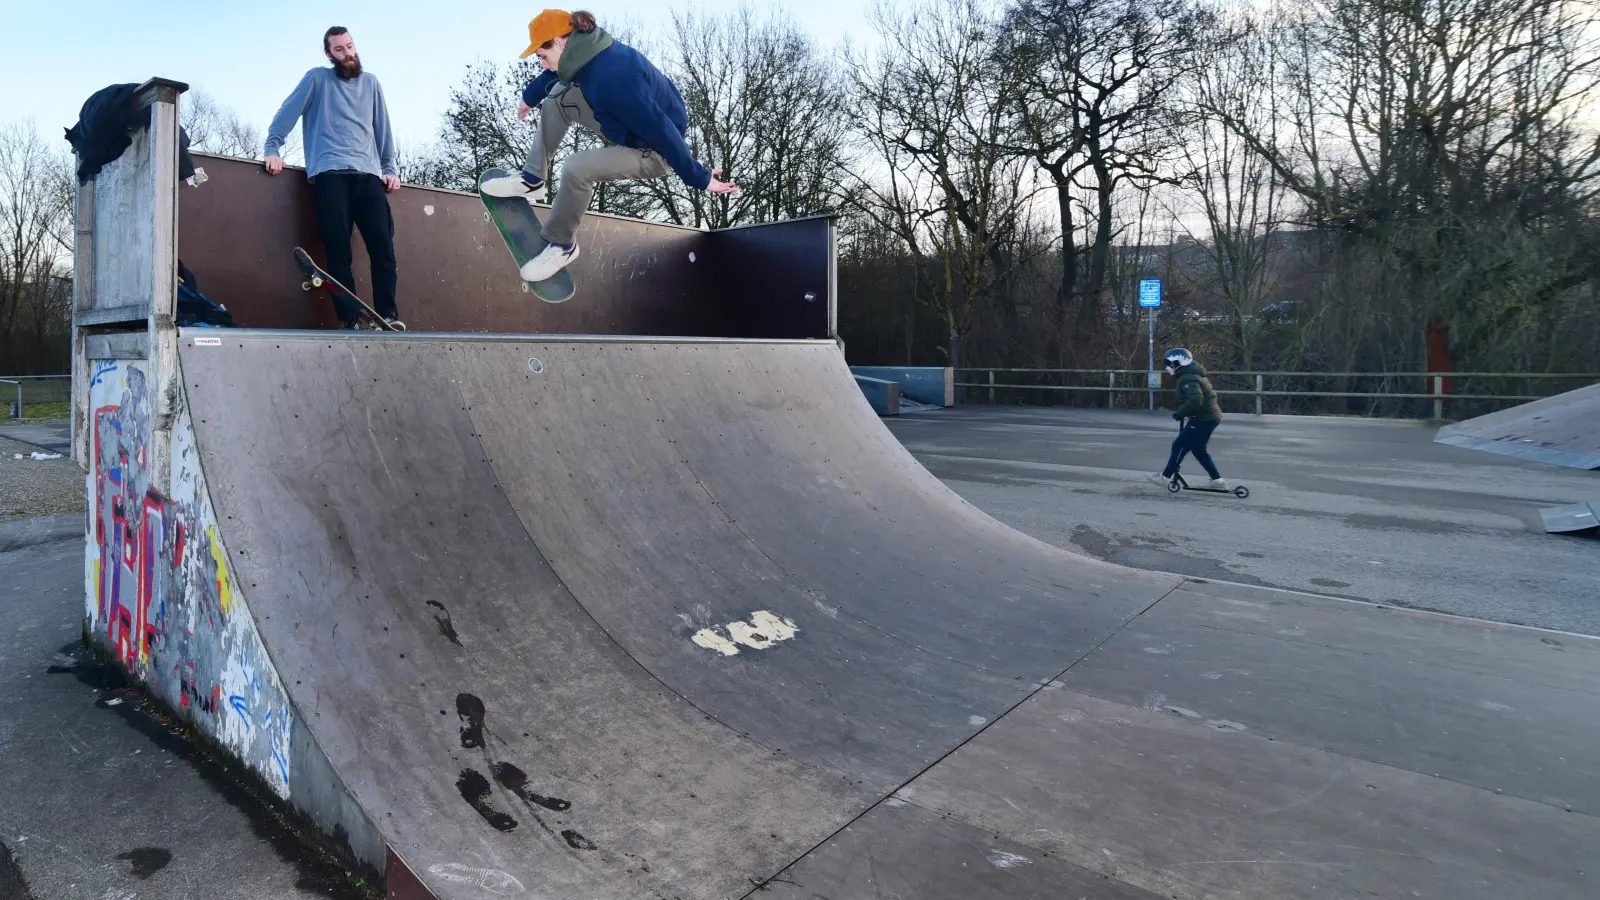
[312,172,398,321]
[1165,418,1222,480]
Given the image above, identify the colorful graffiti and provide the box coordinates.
[87,361,297,797]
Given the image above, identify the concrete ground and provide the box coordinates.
[3,409,1595,896]
[0,517,378,900]
[886,406,1600,635]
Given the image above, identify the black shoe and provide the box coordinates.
[339,320,362,331]
[382,316,406,331]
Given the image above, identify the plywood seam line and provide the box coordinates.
[734,578,1189,899]
[1172,619,1600,699]
[1177,573,1600,642]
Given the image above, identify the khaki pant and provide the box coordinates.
[521,83,669,245]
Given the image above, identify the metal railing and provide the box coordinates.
[957,369,1598,419]
[1,374,71,419]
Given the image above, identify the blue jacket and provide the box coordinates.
[522,41,711,190]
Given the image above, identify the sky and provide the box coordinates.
[0,0,873,154]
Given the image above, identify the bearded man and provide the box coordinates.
[264,26,403,329]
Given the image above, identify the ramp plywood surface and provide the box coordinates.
[173,330,1600,900]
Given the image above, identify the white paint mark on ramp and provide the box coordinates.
[969,715,988,726]
[988,849,1032,869]
[692,611,799,656]
[428,863,526,895]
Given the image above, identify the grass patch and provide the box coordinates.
[10,401,70,420]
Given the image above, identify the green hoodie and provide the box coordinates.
[1172,362,1223,421]
[557,27,615,82]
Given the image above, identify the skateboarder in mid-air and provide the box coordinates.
[264,26,404,330]
[1149,348,1229,490]
[479,9,738,283]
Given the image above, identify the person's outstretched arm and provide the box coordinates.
[264,71,315,174]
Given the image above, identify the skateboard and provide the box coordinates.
[1167,472,1250,498]
[292,246,403,331]
[477,168,577,304]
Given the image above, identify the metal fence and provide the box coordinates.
[956,369,1599,420]
[1,374,72,419]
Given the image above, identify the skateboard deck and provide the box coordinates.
[477,168,577,304]
[293,247,402,331]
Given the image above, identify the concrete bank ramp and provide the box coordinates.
[173,331,1599,900]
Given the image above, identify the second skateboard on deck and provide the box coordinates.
[293,247,403,331]
[478,168,577,304]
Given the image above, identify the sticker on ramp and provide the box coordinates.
[193,336,222,346]
[692,610,798,656]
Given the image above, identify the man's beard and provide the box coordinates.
[335,55,362,79]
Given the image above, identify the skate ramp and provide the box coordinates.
[177,330,1176,898]
[1435,382,1600,469]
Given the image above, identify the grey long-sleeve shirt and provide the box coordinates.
[265,67,396,179]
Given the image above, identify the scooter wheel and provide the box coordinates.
[1234,486,1250,498]
[1167,479,1181,493]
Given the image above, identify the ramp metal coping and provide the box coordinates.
[179,327,838,347]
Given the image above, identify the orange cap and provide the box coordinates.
[520,10,572,58]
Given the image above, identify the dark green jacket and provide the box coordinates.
[1172,362,1223,421]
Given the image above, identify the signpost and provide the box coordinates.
[1139,279,1162,410]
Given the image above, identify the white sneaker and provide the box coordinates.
[520,240,579,282]
[1145,472,1170,486]
[1210,477,1229,489]
[481,171,546,202]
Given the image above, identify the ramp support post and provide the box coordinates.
[69,77,188,487]
[1433,375,1444,421]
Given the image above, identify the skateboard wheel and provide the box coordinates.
[1167,479,1181,493]
[301,281,312,291]
[1234,486,1250,498]
[312,276,324,288]
[521,283,531,293]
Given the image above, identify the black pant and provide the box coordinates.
[1165,418,1222,480]
[312,173,398,322]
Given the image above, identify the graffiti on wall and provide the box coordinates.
[87,361,297,796]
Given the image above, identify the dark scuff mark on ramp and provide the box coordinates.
[491,762,571,811]
[456,692,485,748]
[455,768,518,832]
[561,830,598,851]
[0,840,36,900]
[425,600,461,645]
[117,847,173,879]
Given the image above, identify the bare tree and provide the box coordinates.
[410,59,539,192]
[1005,0,1218,339]
[1170,16,1292,368]
[181,91,264,159]
[654,5,850,228]
[847,0,1036,368]
[1209,0,1600,373]
[0,121,74,374]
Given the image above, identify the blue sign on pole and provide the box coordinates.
[1139,279,1162,308]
